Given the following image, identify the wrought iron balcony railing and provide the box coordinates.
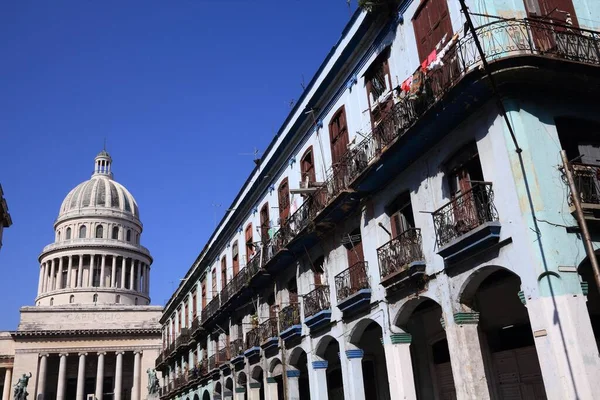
[303,285,331,318]
[201,296,220,323]
[260,317,279,343]
[220,279,235,304]
[188,364,202,382]
[432,182,498,248]
[279,303,301,332]
[246,248,263,280]
[208,354,216,370]
[191,316,200,334]
[568,163,600,206]
[245,326,261,350]
[199,358,208,376]
[230,338,244,358]
[217,346,230,366]
[175,328,190,349]
[335,261,370,302]
[377,228,424,280]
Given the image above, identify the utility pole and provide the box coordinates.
[561,150,600,289]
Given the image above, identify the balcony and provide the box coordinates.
[188,364,202,385]
[335,261,371,316]
[208,354,217,371]
[259,317,279,352]
[155,351,166,369]
[191,316,203,338]
[303,285,331,332]
[217,347,230,371]
[279,303,301,343]
[201,296,221,326]
[432,182,500,264]
[175,328,190,353]
[244,326,261,358]
[229,338,245,366]
[165,342,175,360]
[377,228,426,291]
[567,163,600,224]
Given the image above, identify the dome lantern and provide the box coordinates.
[93,150,113,179]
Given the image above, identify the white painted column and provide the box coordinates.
[38,263,45,294]
[49,259,56,291]
[66,256,73,289]
[36,353,49,400]
[266,378,278,400]
[309,360,329,400]
[146,265,151,294]
[132,350,142,400]
[76,352,87,400]
[383,333,417,400]
[286,370,301,400]
[136,261,142,292]
[2,367,12,400]
[111,256,117,288]
[129,259,136,290]
[444,312,490,400]
[77,255,83,287]
[121,257,127,288]
[88,255,95,286]
[236,386,247,400]
[344,348,366,400]
[114,351,124,400]
[56,257,64,289]
[56,353,68,400]
[100,254,106,287]
[95,352,106,400]
[248,382,260,400]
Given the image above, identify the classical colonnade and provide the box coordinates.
[38,254,150,296]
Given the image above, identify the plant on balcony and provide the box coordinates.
[251,313,259,327]
[358,0,398,13]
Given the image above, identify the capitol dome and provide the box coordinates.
[36,150,152,307]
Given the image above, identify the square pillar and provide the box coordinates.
[309,360,328,400]
[383,333,417,400]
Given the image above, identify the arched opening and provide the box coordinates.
[135,297,138,305]
[79,225,87,238]
[214,382,222,400]
[225,377,234,400]
[315,336,344,400]
[349,320,390,400]
[96,225,103,238]
[50,297,54,305]
[116,295,120,304]
[237,371,248,400]
[69,295,75,304]
[93,294,98,303]
[112,226,119,239]
[268,359,284,400]
[461,267,546,399]
[202,390,211,400]
[66,227,72,240]
[579,256,600,348]
[57,231,61,241]
[289,348,311,400]
[395,298,456,399]
[193,395,200,400]
[126,229,131,242]
[251,366,265,400]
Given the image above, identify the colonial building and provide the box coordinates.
[0,151,162,400]
[0,184,12,252]
[156,1,600,400]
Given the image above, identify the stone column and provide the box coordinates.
[111,256,117,288]
[38,263,45,294]
[95,352,106,399]
[100,255,106,287]
[136,262,142,292]
[146,266,151,294]
[249,382,261,400]
[77,255,83,287]
[344,348,366,400]
[286,370,301,400]
[309,360,329,400]
[132,350,142,400]
[49,259,56,291]
[57,257,64,289]
[2,367,12,400]
[236,386,248,400]
[66,256,73,289]
[56,353,68,400]
[36,353,49,399]
[76,352,87,400]
[130,260,136,290]
[382,333,417,400]
[88,255,95,286]
[114,351,124,400]
[121,257,127,289]
[445,312,490,400]
[266,377,278,400]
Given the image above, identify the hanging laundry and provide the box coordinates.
[401,75,413,92]
[421,49,437,72]
[427,32,460,71]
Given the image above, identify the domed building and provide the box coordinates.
[0,151,162,400]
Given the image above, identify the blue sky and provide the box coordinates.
[0,0,358,329]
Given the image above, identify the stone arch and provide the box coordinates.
[268,358,282,374]
[393,295,440,330]
[314,334,337,358]
[202,389,211,400]
[288,347,307,367]
[237,371,247,386]
[193,394,200,400]
[348,317,384,345]
[225,377,234,391]
[459,265,515,308]
[214,381,222,395]
[251,365,263,383]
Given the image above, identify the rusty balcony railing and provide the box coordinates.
[230,338,244,359]
[303,285,331,318]
[568,163,600,206]
[245,326,261,350]
[246,248,263,280]
[279,303,301,333]
[232,268,248,294]
[199,357,208,376]
[191,316,200,334]
[208,354,216,370]
[260,317,279,343]
[217,346,230,366]
[220,279,235,305]
[201,296,221,323]
[432,182,498,248]
[377,228,424,281]
[188,363,201,382]
[335,261,370,302]
[175,328,190,349]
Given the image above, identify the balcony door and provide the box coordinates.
[329,106,350,190]
[344,229,366,297]
[524,0,579,52]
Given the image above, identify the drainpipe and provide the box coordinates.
[560,151,600,289]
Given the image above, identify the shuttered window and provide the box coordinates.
[245,224,254,262]
[221,256,227,289]
[260,203,270,244]
[301,146,316,184]
[278,178,290,223]
[329,106,349,166]
[232,241,239,276]
[412,0,453,62]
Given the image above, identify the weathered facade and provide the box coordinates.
[157,1,600,400]
[0,151,162,400]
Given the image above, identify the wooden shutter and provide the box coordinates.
[278,178,290,223]
[260,203,270,244]
[301,146,316,184]
[201,280,207,309]
[211,269,217,297]
[232,241,239,276]
[221,256,227,289]
[347,238,365,267]
[192,290,197,318]
[412,0,453,62]
[329,106,350,166]
[245,224,254,262]
[185,302,189,327]
[524,0,578,26]
[177,308,182,331]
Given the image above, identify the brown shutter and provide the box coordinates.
[221,256,227,289]
[412,0,453,62]
[201,280,207,309]
[185,303,189,327]
[211,269,217,297]
[192,290,197,318]
[301,147,316,184]
[278,178,290,223]
[260,203,270,243]
[245,224,254,262]
[232,241,239,276]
